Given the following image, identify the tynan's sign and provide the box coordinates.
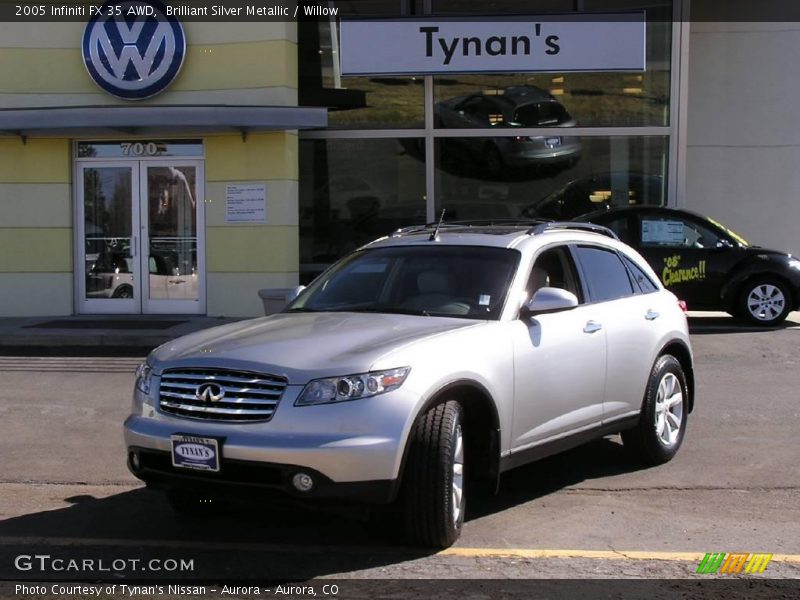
[340,14,646,76]
[82,0,186,100]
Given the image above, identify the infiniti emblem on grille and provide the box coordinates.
[196,383,225,402]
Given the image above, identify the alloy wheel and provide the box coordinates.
[747,284,786,322]
[654,372,683,447]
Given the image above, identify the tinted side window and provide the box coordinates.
[526,246,583,303]
[574,246,635,302]
[621,254,658,294]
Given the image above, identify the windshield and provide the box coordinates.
[706,216,750,247]
[288,245,521,320]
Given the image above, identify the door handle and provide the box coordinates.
[645,309,660,321]
[131,235,137,257]
[583,320,603,334]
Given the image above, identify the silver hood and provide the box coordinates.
[150,312,482,384]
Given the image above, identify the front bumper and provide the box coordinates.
[127,447,399,503]
[124,383,418,504]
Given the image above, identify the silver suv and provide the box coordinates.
[125,221,695,548]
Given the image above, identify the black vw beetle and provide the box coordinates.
[579,206,800,326]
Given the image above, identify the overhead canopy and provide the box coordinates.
[0,105,327,137]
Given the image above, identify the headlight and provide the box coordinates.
[135,363,154,395]
[296,367,411,406]
[788,258,800,270]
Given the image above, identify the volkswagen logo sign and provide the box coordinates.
[196,383,225,403]
[82,0,186,100]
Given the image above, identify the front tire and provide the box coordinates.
[738,277,792,326]
[402,401,465,548]
[622,355,688,466]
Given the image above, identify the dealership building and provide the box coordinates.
[0,0,796,317]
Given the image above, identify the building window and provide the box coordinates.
[435,136,668,221]
[299,1,677,276]
[299,138,426,283]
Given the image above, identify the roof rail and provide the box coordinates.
[528,221,619,240]
[392,218,552,235]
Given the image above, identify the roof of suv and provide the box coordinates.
[365,221,619,251]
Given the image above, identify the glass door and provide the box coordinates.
[77,163,140,314]
[140,160,205,314]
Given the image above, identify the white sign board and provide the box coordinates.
[340,14,646,75]
[226,183,267,223]
[642,220,684,245]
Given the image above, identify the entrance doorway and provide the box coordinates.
[76,158,205,314]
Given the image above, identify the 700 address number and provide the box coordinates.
[121,142,162,157]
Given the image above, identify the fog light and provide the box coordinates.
[129,451,141,472]
[292,472,314,492]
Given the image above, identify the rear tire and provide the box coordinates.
[737,277,792,326]
[112,284,133,299]
[622,355,688,466]
[402,401,465,548]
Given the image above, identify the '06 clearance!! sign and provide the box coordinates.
[340,14,646,76]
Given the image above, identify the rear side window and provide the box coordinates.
[621,254,659,294]
[574,246,635,302]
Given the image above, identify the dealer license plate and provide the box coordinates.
[171,434,220,472]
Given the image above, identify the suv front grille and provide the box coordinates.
[158,368,287,422]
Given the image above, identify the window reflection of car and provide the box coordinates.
[86,252,197,300]
[86,253,134,299]
[435,86,582,176]
[522,173,666,220]
[148,252,198,300]
[580,206,800,326]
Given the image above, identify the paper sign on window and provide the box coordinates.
[641,220,684,245]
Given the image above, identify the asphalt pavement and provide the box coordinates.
[0,312,798,588]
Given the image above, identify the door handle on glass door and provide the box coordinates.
[583,321,602,334]
[645,309,660,321]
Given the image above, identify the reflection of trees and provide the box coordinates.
[84,169,131,256]
[109,176,131,238]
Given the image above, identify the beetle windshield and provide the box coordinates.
[706,216,750,247]
[287,245,520,320]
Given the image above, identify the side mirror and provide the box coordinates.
[520,287,579,318]
[286,285,306,303]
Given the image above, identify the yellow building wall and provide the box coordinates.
[0,22,297,108]
[204,132,299,317]
[0,139,73,315]
[0,23,301,317]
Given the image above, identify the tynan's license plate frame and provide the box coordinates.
[170,434,221,472]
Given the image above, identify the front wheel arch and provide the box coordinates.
[397,381,501,498]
